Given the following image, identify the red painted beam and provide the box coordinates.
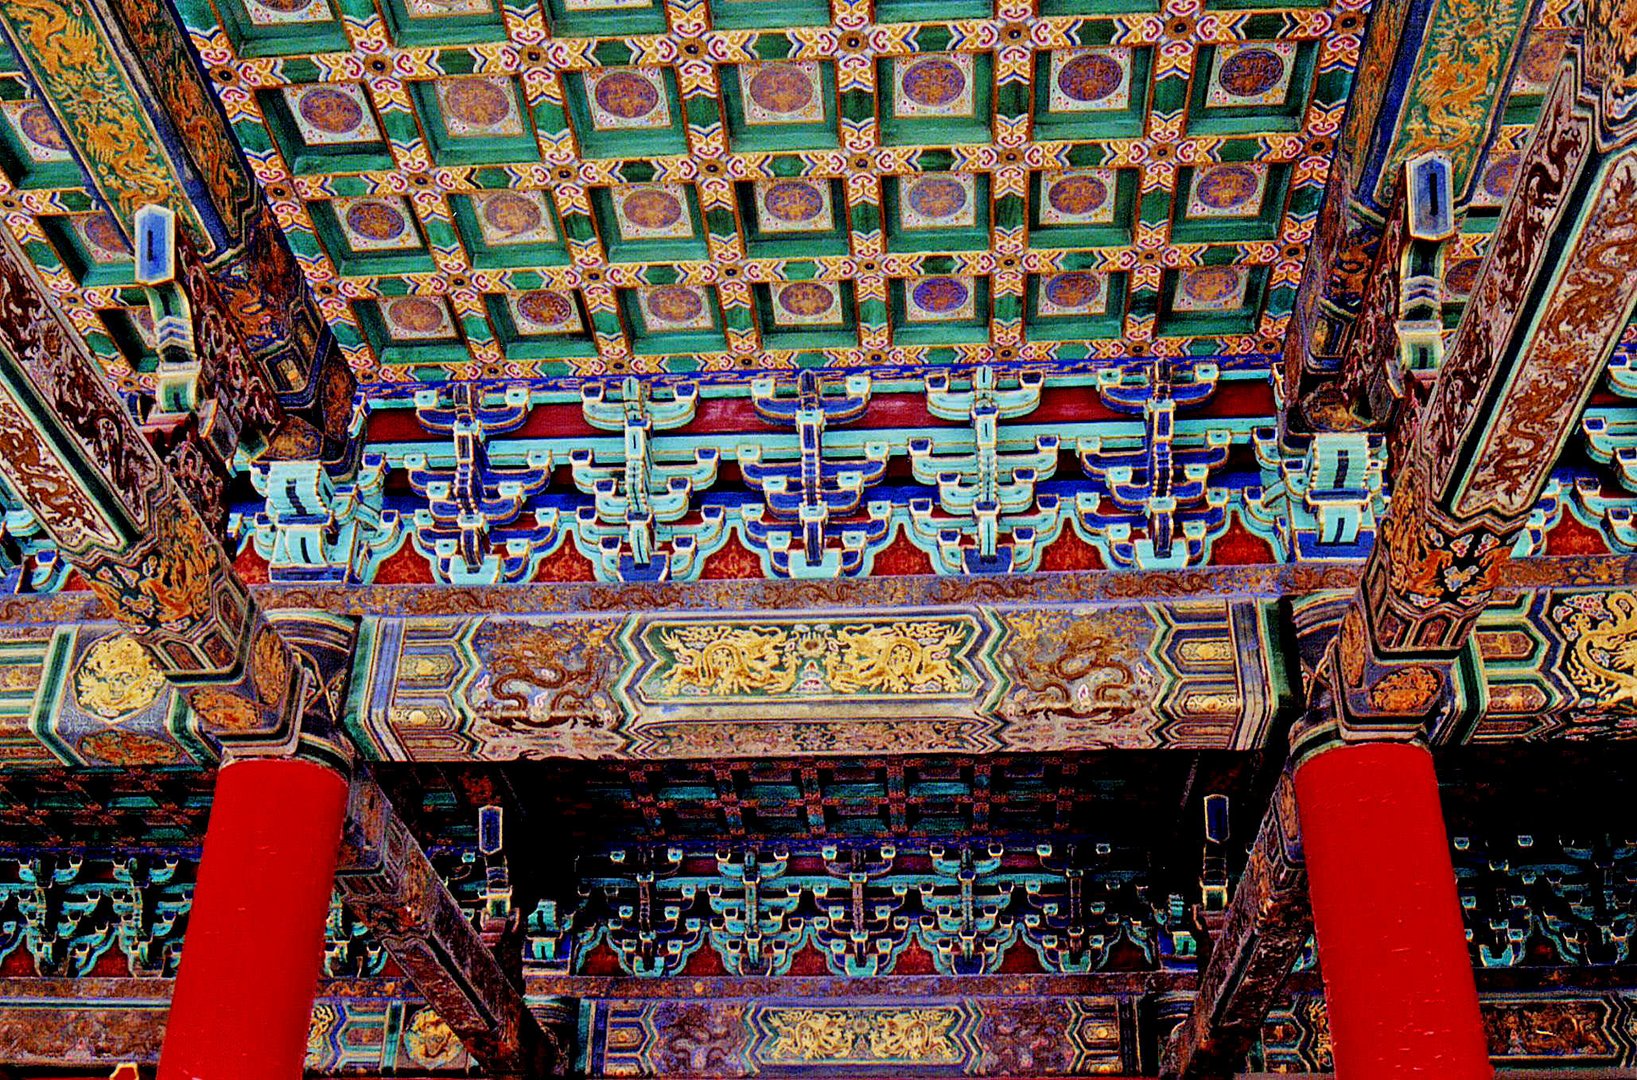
[1295,742,1491,1079]
[363,381,1279,443]
[158,759,348,1080]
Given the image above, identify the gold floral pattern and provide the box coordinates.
[403,1007,464,1068]
[250,626,291,706]
[78,729,182,765]
[188,686,264,735]
[1366,664,1443,713]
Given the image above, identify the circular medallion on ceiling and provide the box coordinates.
[777,282,837,318]
[1180,267,1241,305]
[1483,154,1519,200]
[256,0,318,10]
[1046,173,1110,217]
[748,65,815,115]
[1444,258,1481,297]
[762,180,826,224]
[1056,53,1124,104]
[1218,48,1286,98]
[386,296,447,334]
[1194,165,1261,211]
[647,285,705,324]
[345,200,409,242]
[622,187,685,230]
[444,78,512,128]
[912,276,969,314]
[83,214,130,256]
[517,290,576,328]
[594,72,661,121]
[17,104,66,151]
[297,87,365,136]
[905,176,969,220]
[481,192,544,237]
[901,58,968,108]
[1044,272,1103,310]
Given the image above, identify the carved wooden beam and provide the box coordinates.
[1280,0,1538,433]
[0,0,355,429]
[1168,7,1637,1069]
[0,232,540,1072]
[0,225,316,763]
[337,775,569,1079]
[1159,773,1308,1079]
[1313,2,1637,746]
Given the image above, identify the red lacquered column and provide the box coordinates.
[159,758,348,1080]
[1294,741,1491,1079]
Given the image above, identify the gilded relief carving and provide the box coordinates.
[0,0,184,222]
[653,619,972,699]
[760,1007,963,1064]
[72,635,164,721]
[1393,0,1527,187]
[1555,591,1637,711]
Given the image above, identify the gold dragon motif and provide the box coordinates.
[1559,592,1637,711]
[660,625,797,696]
[761,1008,960,1063]
[72,634,164,720]
[866,1009,962,1062]
[1395,0,1520,181]
[657,620,971,698]
[825,622,965,694]
[1,0,182,220]
[1585,0,1637,132]
[479,620,620,728]
[763,1009,859,1061]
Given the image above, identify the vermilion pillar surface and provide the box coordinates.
[159,758,348,1080]
[1294,741,1490,1079]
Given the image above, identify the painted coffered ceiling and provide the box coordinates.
[0,0,1607,592]
[1,0,1400,386]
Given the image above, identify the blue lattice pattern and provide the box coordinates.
[534,830,1637,980]
[0,474,65,592]
[0,854,192,977]
[1,822,1630,985]
[4,360,1618,586]
[1455,833,1637,969]
[404,382,557,582]
[282,366,1295,579]
[539,839,1200,977]
[319,367,1588,582]
[740,370,890,577]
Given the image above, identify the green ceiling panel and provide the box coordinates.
[0,0,1422,389]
